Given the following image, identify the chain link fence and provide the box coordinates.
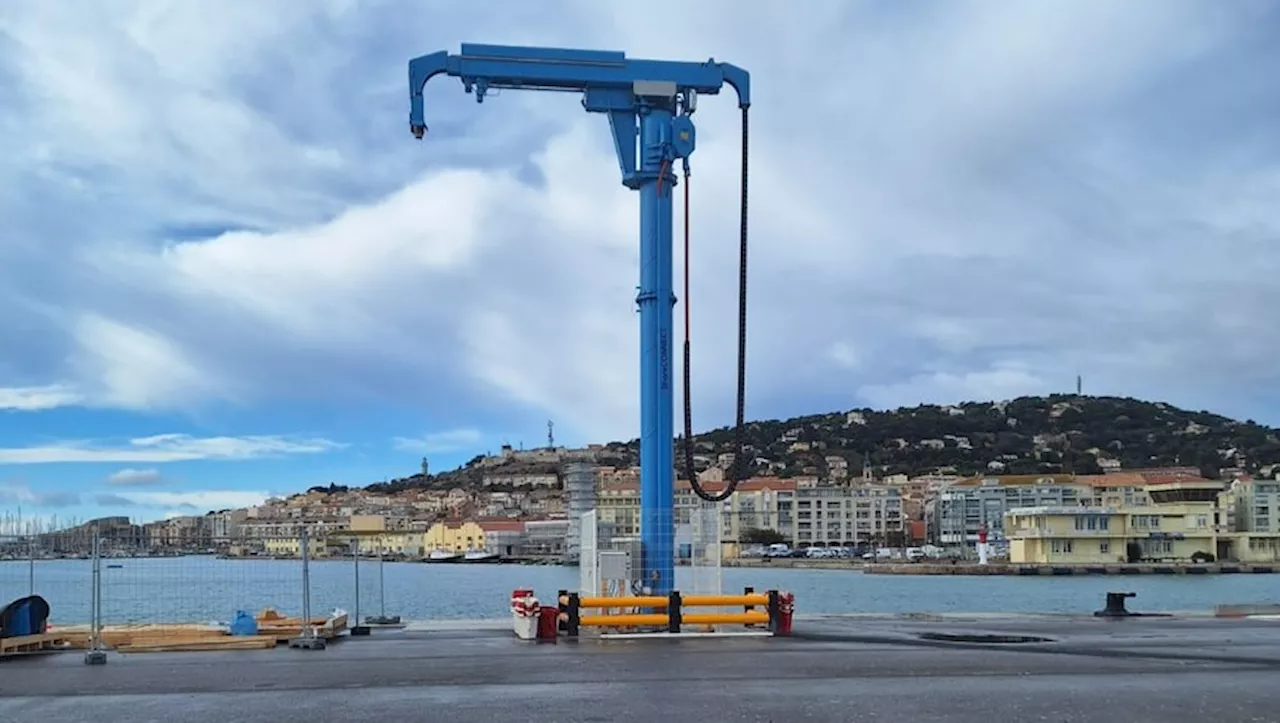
[3,507,948,653]
[1,527,417,658]
[1,532,97,631]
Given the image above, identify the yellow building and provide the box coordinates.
[1228,534,1280,563]
[264,534,329,559]
[1007,480,1223,564]
[1076,473,1154,507]
[425,520,486,552]
[349,515,387,533]
[379,531,426,557]
[324,515,425,557]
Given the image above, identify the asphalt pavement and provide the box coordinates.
[2,615,1279,722]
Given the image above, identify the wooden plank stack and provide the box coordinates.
[0,632,72,655]
[33,608,350,654]
[255,608,350,641]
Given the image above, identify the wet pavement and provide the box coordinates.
[2,615,1278,722]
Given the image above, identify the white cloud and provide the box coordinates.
[859,363,1050,411]
[1,0,1279,447]
[93,492,138,507]
[0,483,80,508]
[0,384,83,411]
[0,434,342,464]
[827,343,862,371]
[393,428,484,455]
[106,468,163,486]
[67,314,235,412]
[117,490,271,511]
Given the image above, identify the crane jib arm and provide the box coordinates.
[409,44,749,184]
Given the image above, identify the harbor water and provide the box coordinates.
[1,557,1276,626]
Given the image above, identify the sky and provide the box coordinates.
[1,0,1279,527]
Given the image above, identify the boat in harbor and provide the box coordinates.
[424,549,463,563]
[462,550,500,563]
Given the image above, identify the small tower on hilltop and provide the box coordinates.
[547,419,556,449]
[420,457,430,477]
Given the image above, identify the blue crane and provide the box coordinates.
[409,44,751,595]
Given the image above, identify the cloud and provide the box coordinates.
[0,385,83,411]
[106,468,164,486]
[0,484,80,508]
[93,493,138,507]
[859,363,1050,411]
[393,428,484,455]
[92,489,273,515]
[113,490,271,511]
[66,314,236,412]
[0,434,342,464]
[1,0,1279,450]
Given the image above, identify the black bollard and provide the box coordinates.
[1094,591,1136,618]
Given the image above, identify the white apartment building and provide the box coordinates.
[795,485,904,547]
[1234,478,1280,533]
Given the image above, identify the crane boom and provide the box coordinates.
[409,43,749,128]
[409,43,751,596]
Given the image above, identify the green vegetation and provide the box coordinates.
[680,394,1278,480]
[740,528,788,545]
[369,395,1280,492]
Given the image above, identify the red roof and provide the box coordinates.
[1076,473,1148,487]
[1138,472,1211,485]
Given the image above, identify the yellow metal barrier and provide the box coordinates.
[682,611,769,626]
[570,596,666,608]
[579,613,669,627]
[685,594,769,608]
[566,593,769,609]
[556,588,789,637]
[578,610,769,628]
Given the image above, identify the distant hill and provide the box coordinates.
[689,394,1280,480]
[368,395,1280,492]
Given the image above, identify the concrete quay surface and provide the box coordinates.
[3,614,1280,722]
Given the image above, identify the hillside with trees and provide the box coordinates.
[683,395,1280,480]
[370,395,1280,492]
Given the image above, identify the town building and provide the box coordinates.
[931,474,1082,544]
[1006,479,1280,564]
[425,520,486,552]
[479,519,526,557]
[1232,477,1280,533]
[795,485,905,547]
[593,475,798,557]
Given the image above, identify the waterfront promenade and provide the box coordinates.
[2,615,1278,722]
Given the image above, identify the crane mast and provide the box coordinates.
[409,44,750,595]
